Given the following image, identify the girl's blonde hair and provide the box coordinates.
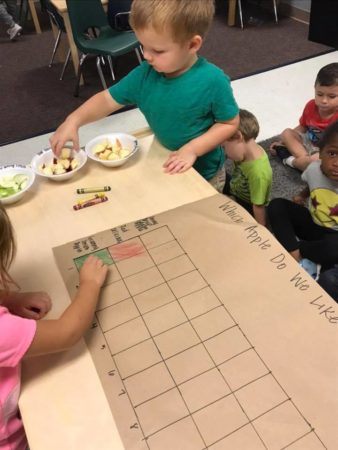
[130,0,215,43]
[0,203,16,290]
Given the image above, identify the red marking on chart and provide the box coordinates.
[109,239,145,262]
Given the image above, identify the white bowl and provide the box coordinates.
[85,133,139,167]
[0,165,36,205]
[31,148,87,181]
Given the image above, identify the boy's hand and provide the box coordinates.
[49,118,80,156]
[163,146,198,174]
[4,291,52,320]
[293,195,307,206]
[79,255,108,289]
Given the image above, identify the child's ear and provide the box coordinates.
[189,35,202,53]
[235,131,243,141]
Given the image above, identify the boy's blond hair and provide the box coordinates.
[0,203,16,291]
[130,0,215,43]
[238,109,260,141]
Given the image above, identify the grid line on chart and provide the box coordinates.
[111,230,214,447]
[80,225,325,450]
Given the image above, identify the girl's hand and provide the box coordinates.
[4,291,52,320]
[79,255,108,288]
[163,146,197,174]
[49,119,80,156]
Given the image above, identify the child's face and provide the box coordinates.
[320,134,338,181]
[314,83,338,116]
[223,132,245,161]
[135,27,200,77]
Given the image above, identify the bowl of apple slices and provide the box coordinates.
[31,147,87,181]
[85,133,139,167]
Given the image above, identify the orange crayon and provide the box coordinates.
[73,196,108,210]
[76,193,106,205]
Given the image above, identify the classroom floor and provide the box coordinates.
[1,50,337,166]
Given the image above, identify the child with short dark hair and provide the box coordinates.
[270,63,338,171]
[0,203,108,449]
[268,120,338,286]
[223,109,272,226]
[50,0,239,192]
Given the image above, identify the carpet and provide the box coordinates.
[0,2,334,145]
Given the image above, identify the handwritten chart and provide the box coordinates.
[54,194,338,449]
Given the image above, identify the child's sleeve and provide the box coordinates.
[108,62,147,106]
[211,72,239,122]
[0,307,36,368]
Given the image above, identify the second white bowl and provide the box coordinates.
[85,133,139,167]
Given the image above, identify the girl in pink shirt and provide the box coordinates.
[0,204,108,450]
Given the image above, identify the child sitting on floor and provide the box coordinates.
[50,0,239,193]
[268,120,338,287]
[0,0,22,40]
[222,109,272,226]
[0,203,108,449]
[270,63,338,171]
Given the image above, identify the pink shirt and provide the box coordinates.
[0,306,36,450]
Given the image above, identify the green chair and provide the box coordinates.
[66,0,142,96]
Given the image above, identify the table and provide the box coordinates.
[50,0,108,80]
[6,118,338,448]
[28,0,41,33]
[228,0,237,26]
[8,128,215,450]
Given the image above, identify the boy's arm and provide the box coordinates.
[163,116,239,174]
[293,124,306,133]
[25,256,107,357]
[252,204,267,226]
[50,90,124,156]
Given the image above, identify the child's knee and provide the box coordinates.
[281,128,297,140]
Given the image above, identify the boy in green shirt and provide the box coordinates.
[50,0,239,192]
[223,109,272,226]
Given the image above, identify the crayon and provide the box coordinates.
[76,193,106,205]
[73,196,108,210]
[77,186,111,194]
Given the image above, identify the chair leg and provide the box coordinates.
[238,0,244,29]
[49,29,62,67]
[96,57,107,90]
[135,47,142,65]
[60,48,71,81]
[272,0,278,23]
[74,53,87,97]
[107,56,115,82]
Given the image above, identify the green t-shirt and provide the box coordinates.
[109,57,238,180]
[230,149,272,206]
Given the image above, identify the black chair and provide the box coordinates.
[237,0,278,29]
[107,0,132,31]
[45,0,70,80]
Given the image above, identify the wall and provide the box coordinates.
[280,0,311,13]
[279,0,311,22]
